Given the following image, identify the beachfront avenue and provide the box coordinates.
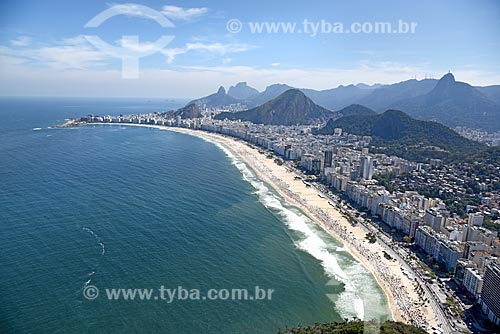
[83,285,275,303]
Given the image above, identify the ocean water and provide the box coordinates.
[0,97,390,333]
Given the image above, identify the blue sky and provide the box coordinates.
[1,0,499,97]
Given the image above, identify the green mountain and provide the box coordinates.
[164,103,202,119]
[215,89,336,125]
[337,104,377,117]
[176,103,202,119]
[317,109,485,162]
[391,73,500,131]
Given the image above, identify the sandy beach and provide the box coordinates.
[90,123,439,329]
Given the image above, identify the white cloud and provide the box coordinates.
[2,48,500,98]
[190,42,252,53]
[161,5,208,21]
[117,38,160,54]
[161,42,255,63]
[105,3,165,21]
[10,36,31,46]
[0,35,109,70]
[34,45,107,70]
[162,48,187,64]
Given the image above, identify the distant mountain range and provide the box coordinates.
[187,73,500,131]
[215,89,336,125]
[316,109,485,161]
[227,82,259,100]
[390,73,500,132]
[476,85,500,105]
[358,78,438,111]
[188,86,239,108]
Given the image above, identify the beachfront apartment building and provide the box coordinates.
[415,226,463,270]
[415,226,441,259]
[463,267,483,299]
[438,240,463,271]
[480,262,500,325]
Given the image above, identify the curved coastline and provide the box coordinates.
[83,122,439,329]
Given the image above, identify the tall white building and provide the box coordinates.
[359,156,374,180]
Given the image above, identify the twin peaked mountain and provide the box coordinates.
[183,73,500,132]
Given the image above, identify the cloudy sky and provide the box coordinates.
[1,0,499,98]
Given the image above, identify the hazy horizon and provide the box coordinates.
[1,0,499,98]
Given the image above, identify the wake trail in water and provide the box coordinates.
[84,271,95,287]
[82,227,105,256]
[81,227,105,288]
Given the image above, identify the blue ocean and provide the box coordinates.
[0,97,389,333]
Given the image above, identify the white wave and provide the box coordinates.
[336,245,348,252]
[32,127,42,131]
[207,141,366,320]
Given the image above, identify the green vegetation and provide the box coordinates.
[317,109,486,162]
[383,251,393,261]
[365,233,377,243]
[465,146,500,165]
[373,172,399,193]
[483,217,500,233]
[453,147,500,192]
[445,296,464,318]
[277,320,428,334]
[419,261,437,279]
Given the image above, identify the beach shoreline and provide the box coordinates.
[85,122,438,329]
